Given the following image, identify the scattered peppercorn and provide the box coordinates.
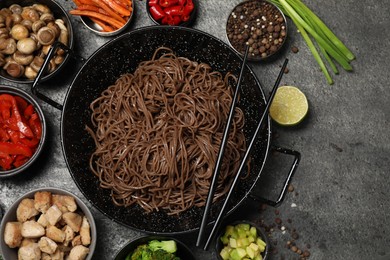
[291,46,299,53]
[226,0,287,60]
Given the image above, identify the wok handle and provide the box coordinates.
[31,41,85,111]
[249,146,301,207]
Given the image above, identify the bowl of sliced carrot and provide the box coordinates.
[70,0,134,36]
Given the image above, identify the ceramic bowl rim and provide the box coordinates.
[0,85,47,178]
[0,187,97,260]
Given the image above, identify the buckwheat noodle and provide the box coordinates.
[86,47,247,215]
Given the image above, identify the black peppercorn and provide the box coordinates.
[226,0,287,60]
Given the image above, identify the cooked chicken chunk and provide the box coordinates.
[71,235,82,247]
[62,212,82,233]
[37,213,49,228]
[18,242,41,260]
[68,245,89,260]
[21,238,38,247]
[62,225,75,247]
[80,217,91,246]
[41,253,51,260]
[38,236,58,254]
[4,222,22,248]
[46,205,63,226]
[50,249,65,260]
[45,225,65,243]
[34,191,52,213]
[52,195,77,213]
[21,221,45,238]
[17,199,39,222]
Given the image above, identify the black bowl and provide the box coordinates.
[0,0,74,84]
[0,85,46,178]
[114,235,196,260]
[215,220,269,260]
[146,0,198,27]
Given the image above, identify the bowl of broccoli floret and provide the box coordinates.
[114,236,196,260]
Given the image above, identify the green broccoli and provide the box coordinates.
[125,240,181,260]
[148,240,177,254]
[151,249,180,260]
[126,244,152,260]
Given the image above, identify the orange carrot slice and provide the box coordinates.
[69,9,125,29]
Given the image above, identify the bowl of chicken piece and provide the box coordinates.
[0,187,96,260]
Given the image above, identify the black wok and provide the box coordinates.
[33,26,299,235]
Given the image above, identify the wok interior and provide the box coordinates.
[62,27,270,234]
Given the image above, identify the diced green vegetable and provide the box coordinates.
[219,223,267,260]
[230,248,247,260]
[220,247,231,260]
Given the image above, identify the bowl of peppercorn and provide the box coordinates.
[226,0,288,61]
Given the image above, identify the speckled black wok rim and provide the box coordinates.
[61,25,272,235]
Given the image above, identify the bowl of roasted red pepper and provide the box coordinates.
[147,0,197,26]
[0,85,46,178]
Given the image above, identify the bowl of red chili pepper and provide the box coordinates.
[146,0,197,26]
[70,0,135,37]
[0,85,46,178]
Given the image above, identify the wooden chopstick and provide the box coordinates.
[196,45,250,248]
[202,58,289,250]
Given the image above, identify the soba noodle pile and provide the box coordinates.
[87,47,247,215]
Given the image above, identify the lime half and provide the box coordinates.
[269,86,309,126]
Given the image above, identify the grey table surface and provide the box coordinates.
[1,0,389,259]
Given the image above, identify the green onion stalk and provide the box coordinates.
[269,0,355,84]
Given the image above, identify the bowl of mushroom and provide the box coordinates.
[0,0,74,83]
[0,187,96,260]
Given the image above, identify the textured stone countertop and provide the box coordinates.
[0,0,389,259]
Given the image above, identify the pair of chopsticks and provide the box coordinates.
[196,47,289,250]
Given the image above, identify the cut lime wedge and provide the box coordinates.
[270,86,309,126]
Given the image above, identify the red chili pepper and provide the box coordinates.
[171,15,182,25]
[0,129,9,142]
[148,0,159,6]
[181,13,190,22]
[0,94,33,138]
[159,0,179,8]
[24,104,35,119]
[0,99,12,120]
[182,0,194,16]
[7,129,20,144]
[29,115,42,139]
[0,142,33,157]
[12,154,29,168]
[20,137,39,149]
[149,5,166,20]
[164,5,183,16]
[0,155,13,170]
[162,14,181,25]
[0,93,42,171]
[178,0,186,6]
[15,96,28,112]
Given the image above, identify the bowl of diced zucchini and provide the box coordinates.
[216,220,269,260]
